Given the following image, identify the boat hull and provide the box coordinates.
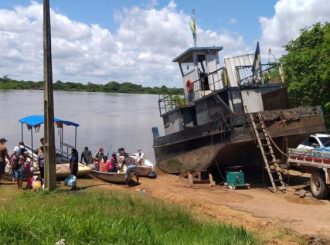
[90,170,132,183]
[3,163,91,181]
[136,158,157,177]
[154,107,326,174]
[54,163,92,179]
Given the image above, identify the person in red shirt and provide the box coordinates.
[99,156,108,172]
[107,153,118,172]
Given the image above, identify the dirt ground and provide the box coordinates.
[81,172,330,244]
[1,172,329,244]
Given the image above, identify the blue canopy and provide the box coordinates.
[19,115,79,127]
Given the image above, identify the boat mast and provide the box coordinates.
[43,0,56,191]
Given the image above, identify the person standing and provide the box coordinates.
[80,146,92,165]
[95,148,105,162]
[37,146,45,182]
[69,148,79,190]
[124,157,139,186]
[14,155,25,190]
[12,141,26,156]
[0,138,10,184]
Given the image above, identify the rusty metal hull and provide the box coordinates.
[154,107,326,174]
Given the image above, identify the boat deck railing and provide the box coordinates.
[24,141,73,163]
[158,67,227,116]
[190,67,227,101]
[158,63,283,116]
[57,142,75,160]
[158,94,185,116]
[236,63,283,87]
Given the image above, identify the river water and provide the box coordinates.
[0,90,163,162]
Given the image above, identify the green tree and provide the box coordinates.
[281,22,330,127]
[0,77,183,95]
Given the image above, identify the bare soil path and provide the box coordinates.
[100,173,330,244]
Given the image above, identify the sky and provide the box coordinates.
[0,0,329,87]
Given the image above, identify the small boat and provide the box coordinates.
[13,115,92,179]
[90,170,132,183]
[51,163,91,179]
[130,151,157,178]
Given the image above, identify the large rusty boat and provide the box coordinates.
[152,45,326,174]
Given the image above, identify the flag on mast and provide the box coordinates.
[190,9,197,47]
[251,41,261,73]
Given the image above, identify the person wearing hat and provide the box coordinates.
[0,138,10,184]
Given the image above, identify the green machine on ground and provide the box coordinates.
[225,166,250,189]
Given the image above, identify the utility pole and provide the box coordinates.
[43,0,56,191]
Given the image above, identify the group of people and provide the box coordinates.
[0,138,42,190]
[0,137,141,189]
[0,137,79,191]
[88,147,140,185]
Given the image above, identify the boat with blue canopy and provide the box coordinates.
[15,114,91,178]
[19,115,79,160]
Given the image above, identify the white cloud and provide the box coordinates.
[259,0,330,58]
[0,1,249,87]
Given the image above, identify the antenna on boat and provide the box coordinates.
[268,48,277,63]
[43,0,57,191]
[190,9,197,47]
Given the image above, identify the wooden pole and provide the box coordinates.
[43,0,56,191]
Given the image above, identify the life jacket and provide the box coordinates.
[186,80,194,92]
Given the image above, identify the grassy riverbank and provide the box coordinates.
[0,184,256,245]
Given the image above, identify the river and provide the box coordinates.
[0,90,163,162]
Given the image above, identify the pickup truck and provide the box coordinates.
[297,134,330,150]
[288,133,330,199]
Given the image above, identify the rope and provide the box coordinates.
[210,116,226,182]
[257,115,289,158]
[266,130,289,157]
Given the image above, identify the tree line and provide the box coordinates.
[281,22,330,127]
[0,77,183,95]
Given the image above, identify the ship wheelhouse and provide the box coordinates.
[158,46,287,136]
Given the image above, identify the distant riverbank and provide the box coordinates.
[0,77,183,95]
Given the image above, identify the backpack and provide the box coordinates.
[15,147,26,159]
[12,148,26,170]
